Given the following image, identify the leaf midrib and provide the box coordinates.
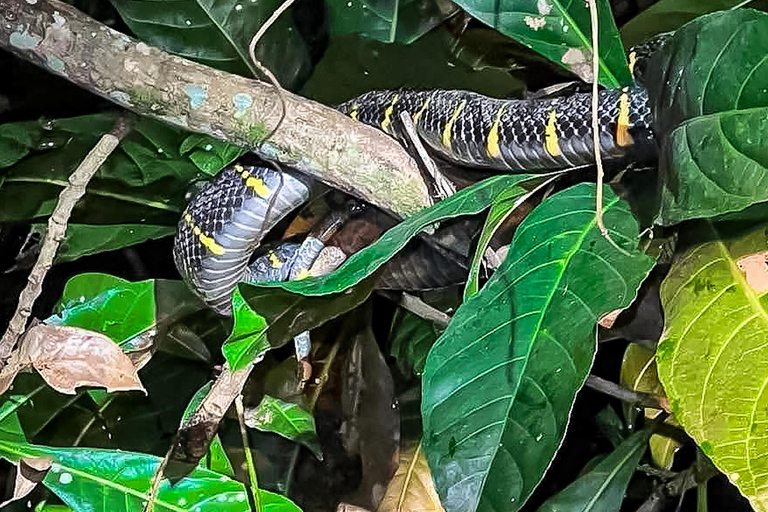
[473,194,621,502]
[193,0,259,78]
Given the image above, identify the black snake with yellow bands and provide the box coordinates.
[174,85,656,313]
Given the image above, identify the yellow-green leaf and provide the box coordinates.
[658,223,768,510]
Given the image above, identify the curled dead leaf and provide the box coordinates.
[2,324,146,395]
[737,251,768,293]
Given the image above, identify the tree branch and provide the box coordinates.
[0,118,130,360]
[0,0,431,218]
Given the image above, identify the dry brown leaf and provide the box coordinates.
[20,324,145,395]
[598,308,623,329]
[737,252,768,293]
[0,457,52,508]
[376,443,445,512]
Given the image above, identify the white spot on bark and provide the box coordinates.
[109,91,132,106]
[561,47,594,82]
[52,11,65,27]
[524,15,546,30]
[25,0,38,5]
[135,42,151,55]
[537,0,552,15]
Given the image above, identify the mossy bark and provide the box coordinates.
[0,0,432,217]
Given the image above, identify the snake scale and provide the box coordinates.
[174,55,659,314]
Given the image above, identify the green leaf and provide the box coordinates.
[223,276,377,369]
[656,222,768,511]
[0,439,303,512]
[29,224,175,263]
[620,0,751,47]
[388,308,440,377]
[0,123,36,168]
[255,174,537,297]
[450,0,631,87]
[109,0,311,87]
[48,273,204,347]
[179,134,245,175]
[536,428,652,511]
[421,183,654,512]
[464,183,529,300]
[0,114,208,224]
[326,0,459,44]
[643,9,768,225]
[245,395,321,459]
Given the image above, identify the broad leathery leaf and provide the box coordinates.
[245,395,321,459]
[451,0,631,87]
[643,9,768,225]
[109,0,311,87]
[536,428,652,511]
[620,0,754,47]
[326,0,459,44]
[0,123,35,168]
[0,439,302,512]
[258,174,537,297]
[464,183,529,300]
[0,114,207,224]
[376,442,444,512]
[421,184,654,512]
[224,276,377,369]
[620,343,680,469]
[29,223,174,264]
[656,223,768,511]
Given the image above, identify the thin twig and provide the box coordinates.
[585,374,667,410]
[0,118,130,361]
[143,444,174,512]
[399,293,452,328]
[285,338,343,495]
[247,0,296,146]
[586,0,608,238]
[397,111,454,201]
[235,395,262,512]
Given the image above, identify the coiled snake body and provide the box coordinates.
[174,84,656,313]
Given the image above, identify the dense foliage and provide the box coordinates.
[4,0,768,511]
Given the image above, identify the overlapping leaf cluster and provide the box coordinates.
[6,1,768,512]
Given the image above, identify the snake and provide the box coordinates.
[173,44,662,315]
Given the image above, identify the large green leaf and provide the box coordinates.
[536,428,652,511]
[48,273,206,358]
[253,174,537,297]
[451,0,631,87]
[28,224,175,263]
[0,114,208,224]
[656,223,768,511]
[388,308,441,377]
[0,442,302,512]
[619,0,758,47]
[421,183,654,512]
[643,9,768,225]
[326,0,459,44]
[109,0,311,87]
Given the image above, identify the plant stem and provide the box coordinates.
[0,118,130,362]
[585,375,667,410]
